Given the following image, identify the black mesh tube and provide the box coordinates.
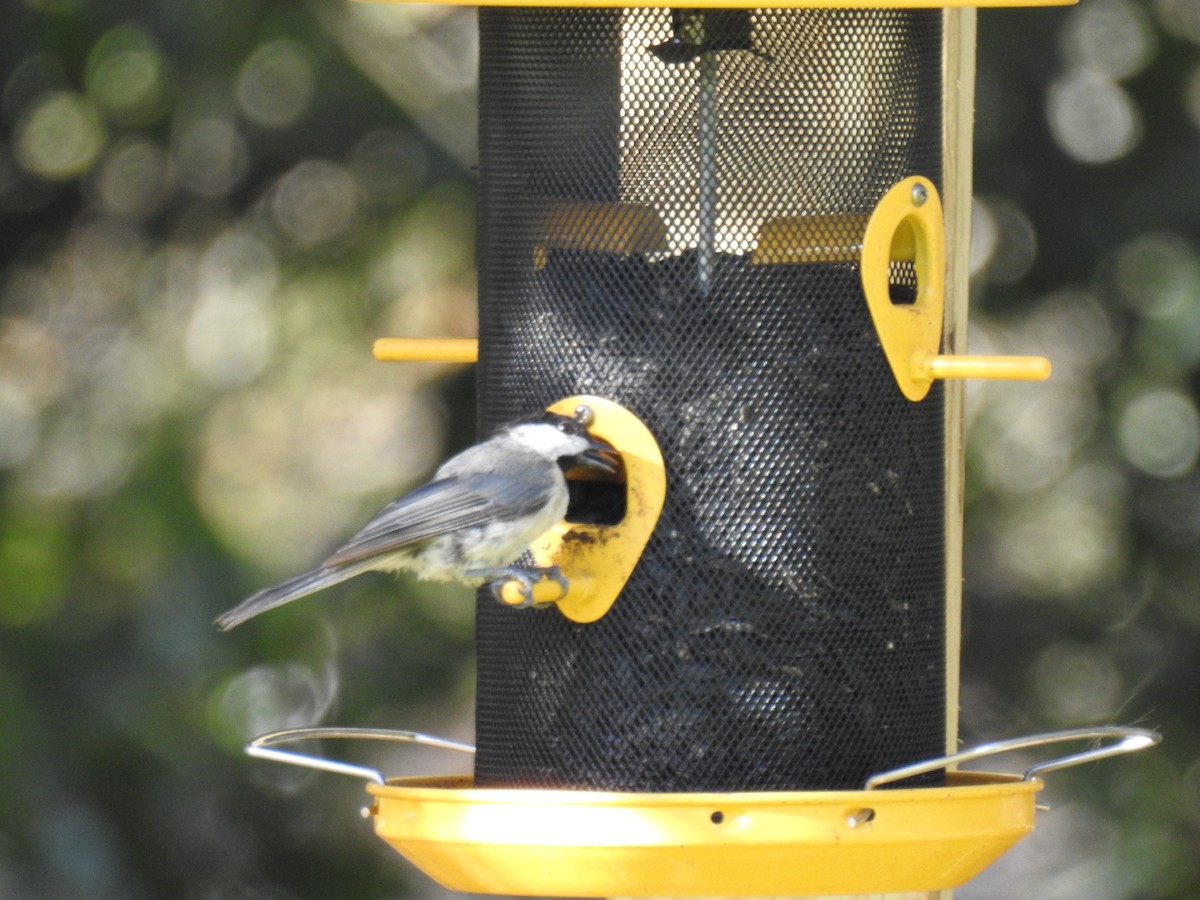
[474,7,946,792]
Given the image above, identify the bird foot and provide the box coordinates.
[468,566,569,608]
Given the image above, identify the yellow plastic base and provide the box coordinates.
[368,771,1040,897]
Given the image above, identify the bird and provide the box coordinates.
[214,410,620,631]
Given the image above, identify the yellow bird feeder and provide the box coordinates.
[245,0,1161,896]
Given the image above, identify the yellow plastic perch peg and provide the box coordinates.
[860,176,1052,402]
[497,395,665,624]
[373,338,479,363]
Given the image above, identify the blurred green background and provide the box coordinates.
[0,1,1197,897]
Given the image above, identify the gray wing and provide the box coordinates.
[215,559,378,631]
[323,472,551,567]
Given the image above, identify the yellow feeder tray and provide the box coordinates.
[246,726,1158,898]
[368,771,1036,896]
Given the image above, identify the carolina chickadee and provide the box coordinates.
[215,411,620,631]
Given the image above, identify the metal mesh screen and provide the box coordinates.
[474,7,946,792]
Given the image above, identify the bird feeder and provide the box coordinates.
[452,1,1046,796]
[246,0,1162,895]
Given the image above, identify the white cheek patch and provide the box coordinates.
[506,424,585,458]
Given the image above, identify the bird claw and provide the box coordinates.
[470,566,569,608]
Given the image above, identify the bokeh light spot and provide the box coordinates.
[0,316,66,410]
[174,118,248,198]
[349,128,428,207]
[199,228,280,302]
[270,160,358,248]
[25,411,135,499]
[186,231,278,388]
[1118,389,1200,478]
[1047,70,1141,164]
[987,464,1128,600]
[1185,65,1200,132]
[1061,0,1157,80]
[15,91,106,180]
[89,331,173,428]
[1153,0,1200,45]
[977,383,1098,494]
[1113,231,1200,318]
[969,197,998,276]
[235,39,317,130]
[970,195,1038,284]
[185,296,271,389]
[85,23,170,125]
[1136,301,1200,372]
[92,138,174,221]
[196,371,442,572]
[0,384,38,468]
[0,513,69,626]
[1033,641,1123,723]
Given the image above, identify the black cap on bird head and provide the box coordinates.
[502,409,620,475]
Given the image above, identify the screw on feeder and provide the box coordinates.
[911,182,929,207]
[846,808,876,827]
[573,404,595,427]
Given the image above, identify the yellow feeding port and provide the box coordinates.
[860,176,1053,401]
[496,395,665,623]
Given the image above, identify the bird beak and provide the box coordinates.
[574,438,621,475]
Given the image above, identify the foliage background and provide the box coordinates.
[0,1,1197,897]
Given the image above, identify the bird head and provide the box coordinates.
[504,411,621,475]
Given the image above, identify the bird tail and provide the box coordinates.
[215,561,377,631]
